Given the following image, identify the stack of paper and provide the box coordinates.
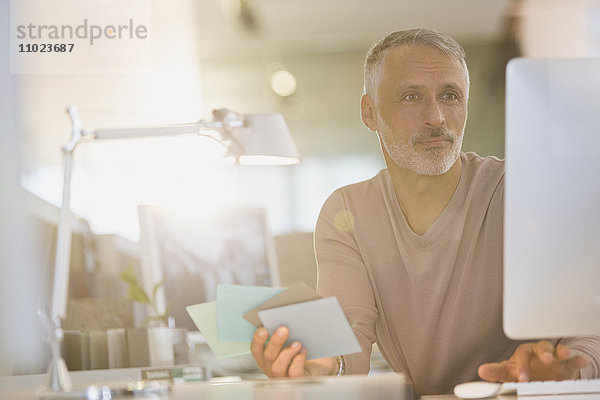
[186,282,361,361]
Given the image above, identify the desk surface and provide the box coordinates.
[2,373,413,400]
[4,373,599,400]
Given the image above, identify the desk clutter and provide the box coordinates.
[62,326,190,371]
[186,282,362,360]
[61,282,361,377]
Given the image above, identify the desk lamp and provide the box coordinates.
[40,106,300,399]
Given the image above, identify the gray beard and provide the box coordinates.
[379,125,463,176]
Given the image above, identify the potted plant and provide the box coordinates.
[120,264,174,366]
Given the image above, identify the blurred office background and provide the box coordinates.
[3,0,600,376]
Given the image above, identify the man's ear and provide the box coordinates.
[361,94,378,132]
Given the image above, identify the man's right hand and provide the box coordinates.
[250,326,340,378]
[251,326,308,377]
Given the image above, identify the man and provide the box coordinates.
[250,28,600,395]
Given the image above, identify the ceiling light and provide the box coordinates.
[270,70,297,97]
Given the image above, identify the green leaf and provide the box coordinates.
[152,280,164,301]
[128,284,151,304]
[119,264,139,286]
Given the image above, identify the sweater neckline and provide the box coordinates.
[380,153,470,247]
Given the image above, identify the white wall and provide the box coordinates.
[516,0,600,57]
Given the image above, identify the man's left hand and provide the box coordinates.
[478,341,588,382]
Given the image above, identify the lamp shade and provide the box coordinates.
[223,113,300,165]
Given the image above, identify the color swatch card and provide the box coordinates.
[257,297,362,360]
[243,281,322,327]
[186,301,250,359]
[216,284,284,342]
[187,284,361,360]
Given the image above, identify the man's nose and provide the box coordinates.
[423,99,445,127]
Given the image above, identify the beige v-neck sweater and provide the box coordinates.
[315,152,600,395]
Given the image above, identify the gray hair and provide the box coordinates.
[364,28,470,101]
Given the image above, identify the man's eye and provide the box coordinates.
[442,92,459,100]
[403,93,418,101]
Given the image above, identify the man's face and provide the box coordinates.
[365,45,468,176]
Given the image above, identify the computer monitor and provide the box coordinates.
[138,205,280,331]
[504,58,600,339]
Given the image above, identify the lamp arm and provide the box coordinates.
[92,122,215,140]
[44,106,85,393]
[51,106,87,324]
[91,121,246,161]
[51,150,74,323]
[196,130,244,160]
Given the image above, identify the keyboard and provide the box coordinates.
[501,379,600,396]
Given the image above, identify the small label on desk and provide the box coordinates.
[141,366,208,382]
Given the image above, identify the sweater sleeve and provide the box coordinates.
[559,336,600,379]
[314,189,378,374]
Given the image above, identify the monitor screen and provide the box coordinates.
[504,58,600,339]
[138,205,279,331]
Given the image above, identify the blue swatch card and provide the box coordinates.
[216,284,284,342]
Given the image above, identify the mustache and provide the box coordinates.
[411,127,457,144]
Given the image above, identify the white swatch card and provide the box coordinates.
[257,297,361,360]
